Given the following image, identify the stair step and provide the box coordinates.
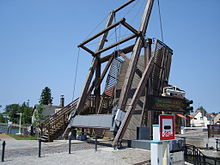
[40,134,49,142]
[37,98,78,141]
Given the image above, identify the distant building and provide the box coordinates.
[190,110,210,127]
[214,113,220,125]
[32,95,65,123]
[206,113,216,125]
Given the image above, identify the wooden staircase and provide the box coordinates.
[38,98,79,142]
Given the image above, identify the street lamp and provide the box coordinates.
[16,113,22,135]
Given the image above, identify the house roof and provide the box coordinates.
[188,115,194,118]
[176,113,187,119]
[34,104,60,117]
[193,109,207,117]
[206,113,215,116]
[104,86,115,97]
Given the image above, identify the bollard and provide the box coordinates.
[1,141,6,162]
[95,136,97,151]
[69,137,71,154]
[38,139,41,158]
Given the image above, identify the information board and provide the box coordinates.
[148,95,185,112]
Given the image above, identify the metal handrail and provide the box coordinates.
[184,144,220,165]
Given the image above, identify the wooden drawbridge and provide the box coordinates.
[38,0,175,145]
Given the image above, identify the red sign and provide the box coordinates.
[159,115,175,140]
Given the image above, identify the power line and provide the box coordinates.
[84,14,109,41]
[72,48,80,101]
[157,0,164,42]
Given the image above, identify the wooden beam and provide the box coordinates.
[113,0,135,13]
[117,0,155,111]
[113,54,155,146]
[135,68,143,78]
[121,21,139,35]
[87,55,114,97]
[96,12,115,52]
[100,44,134,63]
[94,12,115,113]
[75,12,115,114]
[96,56,114,90]
[119,0,154,111]
[144,39,153,139]
[113,0,155,146]
[75,59,98,113]
[80,45,95,56]
[94,59,101,113]
[78,18,125,48]
[94,34,137,55]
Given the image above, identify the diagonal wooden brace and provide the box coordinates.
[113,54,155,147]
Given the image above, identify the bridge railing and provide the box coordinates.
[208,125,220,138]
[184,144,220,165]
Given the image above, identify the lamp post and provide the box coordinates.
[16,113,22,134]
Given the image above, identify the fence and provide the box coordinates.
[208,125,220,138]
[0,125,29,135]
[217,139,220,151]
[184,144,220,165]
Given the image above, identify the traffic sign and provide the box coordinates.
[159,115,175,140]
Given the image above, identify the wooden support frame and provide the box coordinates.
[94,34,137,55]
[87,55,115,97]
[42,0,175,145]
[75,12,115,114]
[78,9,139,57]
[143,39,153,138]
[78,18,125,48]
[99,37,150,64]
[113,0,136,13]
[79,23,138,57]
[75,0,140,115]
[94,11,115,113]
[71,0,161,147]
[100,44,134,63]
[113,53,155,146]
[121,21,139,35]
[80,45,95,56]
[113,0,155,147]
[117,0,154,110]
[75,59,98,113]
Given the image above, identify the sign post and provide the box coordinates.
[151,115,175,165]
[159,115,175,141]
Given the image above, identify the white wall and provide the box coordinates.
[190,112,210,127]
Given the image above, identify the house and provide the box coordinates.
[214,113,220,125]
[190,110,210,127]
[206,113,216,125]
[32,95,65,124]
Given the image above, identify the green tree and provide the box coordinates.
[39,87,53,105]
[3,103,33,124]
[0,113,5,123]
[20,102,33,124]
[33,105,45,125]
[5,104,21,123]
[196,106,207,115]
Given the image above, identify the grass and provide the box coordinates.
[7,134,37,140]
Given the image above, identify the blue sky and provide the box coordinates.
[0,0,219,113]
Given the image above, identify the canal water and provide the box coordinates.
[0,125,20,134]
